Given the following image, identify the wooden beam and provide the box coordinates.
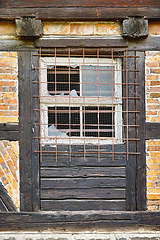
[146,122,160,140]
[35,38,128,48]
[0,183,17,211]
[0,123,19,141]
[136,51,146,211]
[0,7,160,20]
[0,211,160,231]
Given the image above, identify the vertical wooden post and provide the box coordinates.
[18,51,40,211]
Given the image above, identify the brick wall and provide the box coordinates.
[0,51,18,123]
[0,51,19,208]
[145,51,160,210]
[0,23,160,211]
[0,140,19,208]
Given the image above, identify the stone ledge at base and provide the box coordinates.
[0,233,160,240]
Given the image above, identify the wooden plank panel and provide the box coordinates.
[41,167,126,178]
[1,0,160,8]
[41,188,125,199]
[41,177,126,189]
[146,122,160,139]
[41,200,126,211]
[0,7,160,20]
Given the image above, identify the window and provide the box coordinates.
[40,53,122,145]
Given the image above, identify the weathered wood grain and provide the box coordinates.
[146,122,160,139]
[0,211,160,231]
[41,188,125,199]
[0,183,17,212]
[41,200,126,211]
[41,177,126,189]
[41,167,126,178]
[0,7,160,20]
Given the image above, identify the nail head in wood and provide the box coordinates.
[122,17,148,38]
[15,17,42,37]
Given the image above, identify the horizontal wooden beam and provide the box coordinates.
[0,211,160,231]
[0,123,19,141]
[35,37,128,48]
[146,122,160,140]
[0,7,160,20]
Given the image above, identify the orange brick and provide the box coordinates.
[0,168,5,178]
[7,160,18,181]
[149,22,160,35]
[7,148,18,169]
[147,164,160,170]
[0,81,17,87]
[7,173,18,193]
[0,63,10,68]
[148,188,160,193]
[147,194,160,200]
[5,99,17,104]
[146,62,158,67]
[150,116,160,122]
[147,111,157,115]
[70,23,94,35]
[147,182,154,188]
[147,170,160,176]
[0,154,4,164]
[150,152,160,158]
[0,105,8,110]
[150,81,160,86]
[9,52,17,58]
[147,159,160,164]
[11,142,19,159]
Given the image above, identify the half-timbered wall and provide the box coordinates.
[0,21,160,212]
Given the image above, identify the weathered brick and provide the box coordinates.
[0,21,16,35]
[70,23,94,35]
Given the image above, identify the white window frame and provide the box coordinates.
[40,57,122,145]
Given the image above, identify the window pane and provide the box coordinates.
[47,66,80,96]
[83,107,114,137]
[48,107,80,137]
[82,66,114,97]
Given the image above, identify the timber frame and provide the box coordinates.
[1,0,160,227]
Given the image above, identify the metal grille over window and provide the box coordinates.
[32,48,141,211]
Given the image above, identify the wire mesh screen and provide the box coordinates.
[33,48,140,163]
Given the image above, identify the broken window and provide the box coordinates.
[40,51,122,145]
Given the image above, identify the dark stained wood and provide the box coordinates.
[41,188,125,199]
[18,51,33,212]
[136,51,146,211]
[0,7,160,20]
[31,51,40,211]
[0,211,160,231]
[146,122,160,139]
[1,0,160,8]
[0,183,17,212]
[41,177,126,189]
[124,51,137,211]
[41,200,126,211]
[0,123,19,141]
[41,167,126,178]
[1,37,160,52]
[35,38,128,48]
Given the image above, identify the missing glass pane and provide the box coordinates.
[47,66,80,96]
